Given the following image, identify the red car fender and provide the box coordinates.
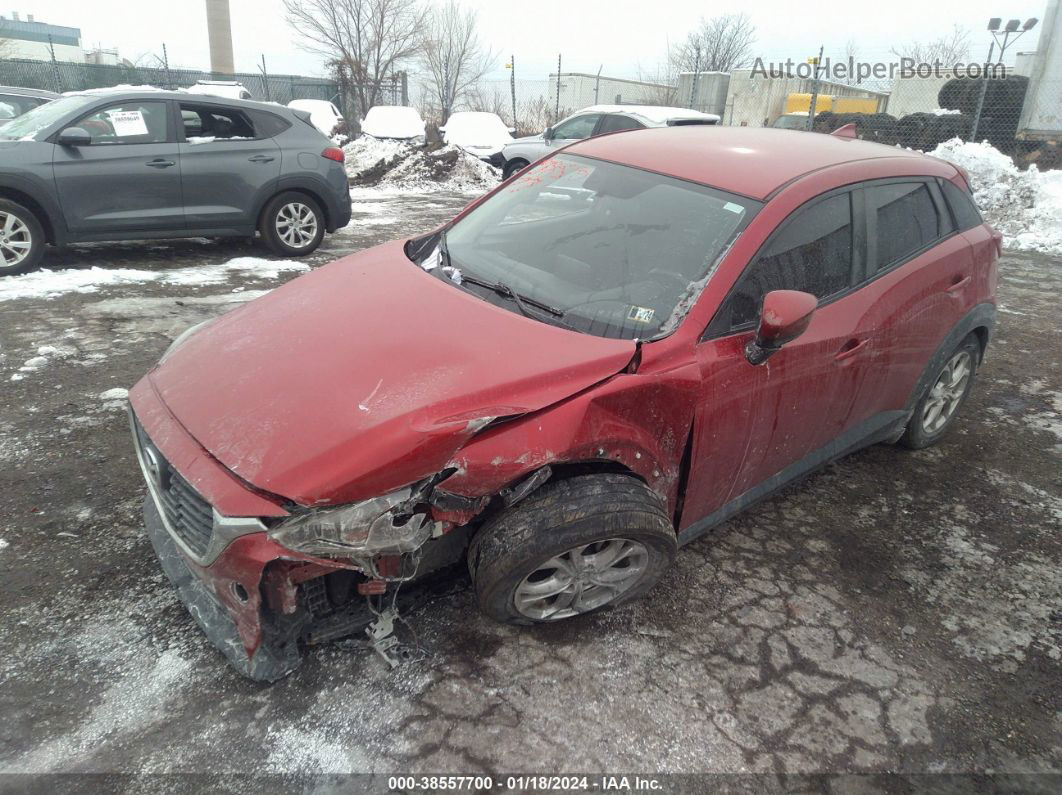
[440,364,702,515]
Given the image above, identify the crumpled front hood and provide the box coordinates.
[149,241,635,506]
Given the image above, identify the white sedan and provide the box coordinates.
[500,104,720,180]
[288,99,345,136]
[440,111,515,166]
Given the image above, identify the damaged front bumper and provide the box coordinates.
[129,382,473,681]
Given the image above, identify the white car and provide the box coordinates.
[360,105,426,144]
[500,104,721,179]
[186,80,253,101]
[440,111,514,166]
[288,99,344,136]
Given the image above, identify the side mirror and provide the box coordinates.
[745,290,818,365]
[57,127,92,147]
[507,126,516,133]
[543,126,554,141]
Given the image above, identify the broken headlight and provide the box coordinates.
[268,486,435,558]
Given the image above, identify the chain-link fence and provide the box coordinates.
[804,74,1062,171]
[0,57,339,106]
[420,68,1061,170]
[3,54,1058,168]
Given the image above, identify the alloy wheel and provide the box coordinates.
[921,350,973,434]
[513,538,649,620]
[275,202,318,250]
[0,212,32,270]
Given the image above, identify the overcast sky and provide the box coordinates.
[27,0,1048,80]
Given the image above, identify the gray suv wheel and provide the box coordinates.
[260,191,325,256]
[0,199,44,276]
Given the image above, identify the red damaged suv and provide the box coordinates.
[129,125,999,680]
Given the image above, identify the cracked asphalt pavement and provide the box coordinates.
[0,190,1059,783]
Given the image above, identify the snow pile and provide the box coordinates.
[343,136,411,179]
[0,257,309,302]
[929,138,1062,256]
[344,136,500,193]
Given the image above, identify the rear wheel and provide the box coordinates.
[0,199,45,277]
[900,335,980,449]
[259,191,325,256]
[502,158,529,180]
[469,473,677,624]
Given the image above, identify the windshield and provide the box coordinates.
[0,95,93,140]
[429,154,759,340]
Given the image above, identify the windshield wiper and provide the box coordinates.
[459,274,576,330]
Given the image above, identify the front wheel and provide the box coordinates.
[502,158,529,181]
[0,199,45,277]
[259,192,325,256]
[469,473,677,624]
[900,335,980,449]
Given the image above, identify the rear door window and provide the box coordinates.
[0,94,47,119]
[867,182,943,271]
[179,104,257,143]
[721,192,855,330]
[597,114,645,134]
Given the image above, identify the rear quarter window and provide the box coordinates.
[249,110,292,138]
[940,179,984,231]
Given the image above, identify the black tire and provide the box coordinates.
[0,199,45,277]
[259,191,325,257]
[502,158,529,181]
[469,473,677,625]
[900,334,981,449]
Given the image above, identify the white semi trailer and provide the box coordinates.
[1017,0,1062,140]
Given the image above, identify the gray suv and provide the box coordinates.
[0,89,352,275]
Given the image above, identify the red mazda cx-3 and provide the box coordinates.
[129,125,999,680]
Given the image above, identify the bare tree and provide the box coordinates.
[420,0,495,123]
[284,0,426,118]
[670,13,756,74]
[635,63,679,106]
[891,25,971,66]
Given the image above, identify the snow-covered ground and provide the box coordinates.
[929,139,1062,257]
[0,256,309,302]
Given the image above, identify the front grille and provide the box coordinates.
[133,417,215,559]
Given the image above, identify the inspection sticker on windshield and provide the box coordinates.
[627,306,656,324]
[107,110,148,137]
[723,201,745,214]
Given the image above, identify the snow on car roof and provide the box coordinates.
[579,104,721,123]
[361,105,425,139]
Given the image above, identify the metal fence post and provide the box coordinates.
[554,54,561,122]
[689,46,701,109]
[806,46,824,132]
[259,55,271,102]
[47,35,63,93]
[510,55,517,130]
[162,43,172,88]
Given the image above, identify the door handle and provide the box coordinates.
[835,338,868,361]
[146,158,175,168]
[946,275,971,294]
[248,155,275,163]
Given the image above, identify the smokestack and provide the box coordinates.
[204,0,235,77]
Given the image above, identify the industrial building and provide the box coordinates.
[0,12,84,62]
[547,72,676,113]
